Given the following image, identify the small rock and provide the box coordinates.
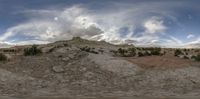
[84,72,94,79]
[80,67,87,72]
[62,57,70,61]
[68,54,75,59]
[52,66,65,73]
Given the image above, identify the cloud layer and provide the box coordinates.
[1,1,200,48]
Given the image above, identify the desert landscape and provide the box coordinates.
[0,37,199,99]
[1,0,200,99]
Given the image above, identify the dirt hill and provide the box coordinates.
[0,37,200,98]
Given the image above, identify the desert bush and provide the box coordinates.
[127,48,136,56]
[191,55,196,60]
[98,48,104,54]
[72,36,81,40]
[116,48,137,57]
[191,55,200,61]
[144,51,151,56]
[150,48,161,55]
[136,47,141,50]
[80,46,98,54]
[138,52,144,57]
[118,48,126,56]
[174,49,183,56]
[183,49,187,52]
[110,50,117,55]
[48,47,56,53]
[162,51,166,55]
[0,53,7,61]
[80,46,91,52]
[24,45,42,56]
[195,55,200,61]
[183,56,189,59]
[90,50,99,54]
[3,49,15,53]
[185,52,188,55]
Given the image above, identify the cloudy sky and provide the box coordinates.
[0,0,200,48]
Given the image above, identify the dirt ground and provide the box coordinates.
[124,55,200,70]
[1,38,200,98]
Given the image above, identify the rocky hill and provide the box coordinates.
[0,37,200,98]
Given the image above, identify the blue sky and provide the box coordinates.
[0,0,200,47]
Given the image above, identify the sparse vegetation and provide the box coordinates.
[0,53,7,61]
[24,45,42,56]
[48,47,56,53]
[183,56,189,59]
[116,47,136,57]
[144,51,151,56]
[118,48,126,56]
[80,46,99,54]
[127,48,136,56]
[191,55,196,60]
[98,48,104,54]
[138,52,144,57]
[193,55,200,61]
[113,47,163,57]
[148,47,161,55]
[3,49,16,53]
[174,49,183,56]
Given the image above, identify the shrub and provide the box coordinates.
[3,49,15,53]
[24,45,42,56]
[195,55,200,61]
[80,46,91,52]
[183,56,189,59]
[138,52,144,57]
[191,55,200,61]
[72,36,81,40]
[191,56,196,60]
[110,50,117,55]
[48,47,56,53]
[98,48,104,54]
[162,51,166,55]
[0,53,7,61]
[91,50,99,54]
[150,48,161,55]
[136,47,141,50]
[127,48,136,56]
[80,46,98,54]
[118,48,126,56]
[174,49,183,56]
[144,51,151,56]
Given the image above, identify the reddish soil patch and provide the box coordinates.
[123,56,199,70]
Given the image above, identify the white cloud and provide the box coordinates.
[144,17,167,34]
[187,34,194,39]
[0,3,192,48]
[0,6,103,44]
[169,36,182,44]
[0,5,137,45]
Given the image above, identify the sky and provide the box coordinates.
[0,0,200,48]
